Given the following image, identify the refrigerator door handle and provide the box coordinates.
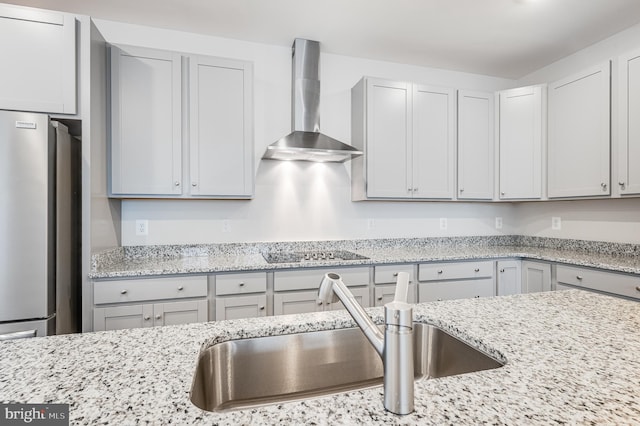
[0,329,38,341]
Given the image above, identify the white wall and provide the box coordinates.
[95,19,518,245]
[516,21,640,244]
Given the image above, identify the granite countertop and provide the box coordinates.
[1,290,639,424]
[90,236,640,279]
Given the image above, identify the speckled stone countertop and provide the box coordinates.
[90,236,640,279]
[1,291,639,424]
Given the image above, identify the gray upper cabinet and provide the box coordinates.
[189,55,254,197]
[351,77,455,200]
[0,4,76,114]
[498,85,545,200]
[618,50,640,196]
[110,45,183,196]
[548,62,611,198]
[457,90,495,200]
[109,44,254,198]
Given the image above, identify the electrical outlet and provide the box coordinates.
[222,220,231,233]
[495,217,503,229]
[367,218,375,230]
[552,217,562,230]
[135,220,148,236]
[439,218,448,230]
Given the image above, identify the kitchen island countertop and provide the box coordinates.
[1,290,639,425]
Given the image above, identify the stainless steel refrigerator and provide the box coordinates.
[0,110,80,340]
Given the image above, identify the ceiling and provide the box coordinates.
[7,0,640,78]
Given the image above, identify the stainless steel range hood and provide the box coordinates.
[262,39,362,163]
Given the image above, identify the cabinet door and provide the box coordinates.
[521,261,551,293]
[374,284,416,307]
[329,286,371,311]
[189,56,253,197]
[0,5,76,114]
[412,85,456,199]
[618,50,640,195]
[215,295,267,321]
[498,86,544,199]
[273,291,323,316]
[154,300,207,326]
[457,90,494,200]
[110,45,182,195]
[366,79,412,198]
[548,62,610,198]
[93,304,154,331]
[418,279,494,302]
[497,260,521,296]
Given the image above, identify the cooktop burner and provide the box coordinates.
[262,250,369,264]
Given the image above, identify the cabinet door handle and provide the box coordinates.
[635,286,640,292]
[177,286,184,291]
[619,182,625,187]
[174,181,180,187]
[500,192,505,196]
[317,301,323,305]
[475,295,480,298]
[239,282,245,287]
[437,270,443,274]
[459,188,464,193]
[393,272,398,277]
[500,269,505,273]
[144,315,151,321]
[120,289,128,295]
[259,306,265,311]
[576,275,583,280]
[192,182,198,187]
[601,183,607,191]
[377,296,383,301]
[414,188,418,192]
[155,314,162,320]
[474,268,480,272]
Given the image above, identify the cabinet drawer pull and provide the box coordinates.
[437,270,443,274]
[177,286,184,291]
[174,181,180,187]
[475,295,480,298]
[120,289,128,295]
[459,188,464,192]
[474,268,480,272]
[239,282,245,287]
[192,182,197,187]
[377,296,383,301]
[155,314,162,320]
[393,272,398,277]
[144,315,150,321]
[576,275,583,280]
[317,301,323,306]
[500,269,505,273]
[601,182,607,190]
[635,286,640,292]
[259,306,265,311]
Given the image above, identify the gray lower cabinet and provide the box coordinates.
[522,261,551,293]
[555,265,640,300]
[273,266,370,315]
[497,260,522,296]
[418,260,495,302]
[94,300,207,331]
[92,275,208,331]
[214,272,267,320]
[215,295,267,321]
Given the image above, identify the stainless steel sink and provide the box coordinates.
[190,323,503,412]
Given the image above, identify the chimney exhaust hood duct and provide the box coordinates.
[262,38,362,163]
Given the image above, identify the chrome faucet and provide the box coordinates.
[318,272,414,415]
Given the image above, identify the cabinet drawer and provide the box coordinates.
[374,265,414,284]
[419,261,494,281]
[94,275,207,304]
[216,272,266,295]
[274,267,370,291]
[418,279,495,302]
[556,265,640,300]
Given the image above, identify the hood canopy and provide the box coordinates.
[262,38,362,163]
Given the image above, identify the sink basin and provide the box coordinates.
[190,323,503,412]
